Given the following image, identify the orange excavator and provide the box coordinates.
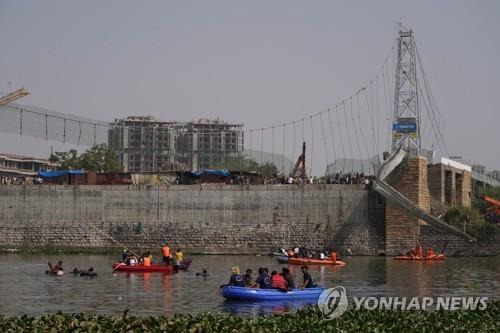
[483,195,500,223]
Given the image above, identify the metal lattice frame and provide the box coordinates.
[392,26,420,153]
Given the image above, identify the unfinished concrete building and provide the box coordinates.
[427,157,472,208]
[108,117,243,172]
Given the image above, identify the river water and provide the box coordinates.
[0,254,498,316]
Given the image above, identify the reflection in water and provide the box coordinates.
[0,254,497,316]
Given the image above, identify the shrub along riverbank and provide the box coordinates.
[0,302,498,333]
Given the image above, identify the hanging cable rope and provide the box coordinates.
[260,128,264,167]
[281,124,286,175]
[319,112,329,170]
[349,97,363,170]
[342,101,354,172]
[327,109,337,169]
[271,126,275,167]
[309,116,314,176]
[334,105,347,173]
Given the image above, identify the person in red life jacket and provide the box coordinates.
[426,247,435,258]
[329,251,337,263]
[271,270,288,292]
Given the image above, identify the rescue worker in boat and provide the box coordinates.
[250,267,272,289]
[143,252,152,267]
[162,243,172,265]
[426,247,435,258]
[281,267,295,289]
[271,270,288,292]
[121,249,128,262]
[416,243,423,257]
[244,269,253,287]
[175,249,183,263]
[228,266,245,287]
[329,251,338,263]
[300,265,315,288]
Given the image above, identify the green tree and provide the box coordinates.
[79,143,123,173]
[49,149,80,170]
[49,144,123,173]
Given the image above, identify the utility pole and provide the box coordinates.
[392,25,420,154]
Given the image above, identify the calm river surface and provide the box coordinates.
[0,254,498,316]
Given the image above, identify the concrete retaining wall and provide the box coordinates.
[0,184,385,255]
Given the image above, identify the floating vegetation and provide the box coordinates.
[0,302,498,332]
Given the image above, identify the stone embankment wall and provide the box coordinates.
[0,184,385,255]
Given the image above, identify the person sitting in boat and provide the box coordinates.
[320,252,326,260]
[143,252,152,267]
[271,270,288,292]
[329,252,338,263]
[128,255,138,265]
[416,243,423,257]
[300,265,316,288]
[228,266,245,287]
[121,249,128,262]
[426,247,435,258]
[162,243,172,265]
[244,269,253,287]
[175,249,183,263]
[281,267,295,289]
[293,246,300,258]
[251,267,272,289]
[409,248,417,258]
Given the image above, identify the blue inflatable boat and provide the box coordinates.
[221,286,325,301]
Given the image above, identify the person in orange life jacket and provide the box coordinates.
[426,248,435,258]
[271,270,288,292]
[329,251,337,263]
[143,252,152,266]
[162,243,172,265]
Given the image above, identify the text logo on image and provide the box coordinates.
[317,286,348,320]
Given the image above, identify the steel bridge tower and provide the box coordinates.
[391,26,420,154]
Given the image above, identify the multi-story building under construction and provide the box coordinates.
[108,116,243,172]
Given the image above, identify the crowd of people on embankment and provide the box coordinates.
[230,172,374,187]
[0,175,43,184]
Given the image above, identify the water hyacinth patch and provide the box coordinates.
[0,301,498,332]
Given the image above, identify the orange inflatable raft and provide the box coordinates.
[393,254,445,261]
[288,257,347,266]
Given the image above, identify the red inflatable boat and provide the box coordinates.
[112,259,192,272]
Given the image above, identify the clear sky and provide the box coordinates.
[0,0,499,172]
